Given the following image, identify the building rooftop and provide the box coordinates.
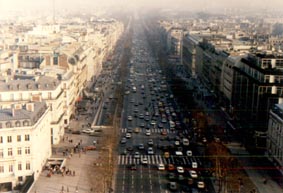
[0,102,47,125]
[0,76,60,92]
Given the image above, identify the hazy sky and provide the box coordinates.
[1,0,283,12]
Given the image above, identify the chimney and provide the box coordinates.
[14,104,22,110]
[12,108,15,117]
[26,103,34,112]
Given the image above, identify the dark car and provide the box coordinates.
[129,164,137,170]
[72,130,81,135]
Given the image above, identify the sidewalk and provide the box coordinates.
[226,142,283,193]
[29,133,100,193]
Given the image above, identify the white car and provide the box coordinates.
[177,166,184,174]
[126,133,132,139]
[82,129,94,134]
[134,152,140,159]
[189,170,198,178]
[145,130,151,136]
[158,163,165,171]
[197,181,205,189]
[175,151,183,156]
[186,150,192,156]
[147,147,154,155]
[175,141,180,146]
[182,138,189,146]
[128,116,133,121]
[141,157,148,164]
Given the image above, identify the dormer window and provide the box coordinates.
[6,122,12,128]
[23,120,29,126]
[15,121,21,127]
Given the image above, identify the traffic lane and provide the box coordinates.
[115,165,127,193]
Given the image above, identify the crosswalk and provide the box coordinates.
[117,155,201,166]
[120,128,191,134]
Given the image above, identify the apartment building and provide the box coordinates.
[182,34,202,77]
[232,53,283,131]
[267,103,283,175]
[0,102,51,192]
[0,75,65,145]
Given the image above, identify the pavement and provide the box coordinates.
[28,132,100,193]
[188,76,283,193]
[226,142,283,193]
[28,97,107,193]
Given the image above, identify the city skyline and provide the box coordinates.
[1,0,283,12]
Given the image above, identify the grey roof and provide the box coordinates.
[0,76,60,92]
[0,102,47,123]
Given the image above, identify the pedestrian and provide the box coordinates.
[73,170,75,176]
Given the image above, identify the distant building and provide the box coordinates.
[267,103,283,175]
[0,102,51,192]
[182,34,202,77]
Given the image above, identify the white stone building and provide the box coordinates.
[0,102,51,192]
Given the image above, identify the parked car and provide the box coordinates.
[72,130,81,135]
[82,129,94,134]
[84,145,96,150]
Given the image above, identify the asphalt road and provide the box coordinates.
[114,18,206,193]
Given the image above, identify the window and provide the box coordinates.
[23,121,29,126]
[17,135,21,142]
[25,135,30,141]
[9,164,13,172]
[26,162,30,170]
[53,56,58,65]
[0,149,3,158]
[17,147,22,155]
[15,121,21,127]
[18,163,22,171]
[8,148,13,156]
[7,136,12,143]
[25,147,30,155]
[18,176,23,182]
[0,165,4,173]
[0,136,2,143]
[6,122,12,128]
